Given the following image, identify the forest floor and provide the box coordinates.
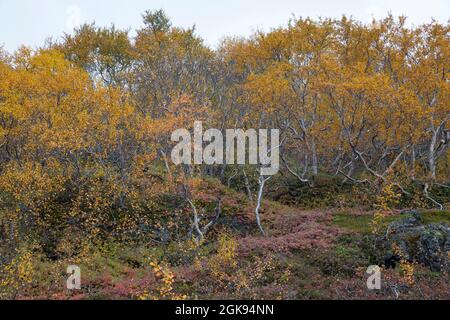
[15,194,449,301]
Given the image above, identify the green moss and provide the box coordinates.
[332,213,374,233]
[332,210,450,234]
[333,244,361,260]
[421,210,450,225]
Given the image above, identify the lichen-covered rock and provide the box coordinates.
[376,210,450,272]
[418,224,450,271]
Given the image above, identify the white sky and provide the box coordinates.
[0,0,449,52]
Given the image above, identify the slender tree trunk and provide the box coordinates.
[187,199,204,242]
[243,168,253,202]
[411,144,416,180]
[311,140,318,175]
[255,175,270,236]
[429,130,438,181]
[343,161,355,183]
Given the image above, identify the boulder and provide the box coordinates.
[376,210,450,272]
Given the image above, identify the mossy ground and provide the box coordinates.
[332,210,450,233]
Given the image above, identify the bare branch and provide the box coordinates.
[423,183,444,211]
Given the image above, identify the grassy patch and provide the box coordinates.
[421,210,450,225]
[332,210,450,233]
[332,213,374,233]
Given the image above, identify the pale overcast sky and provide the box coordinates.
[0,0,449,52]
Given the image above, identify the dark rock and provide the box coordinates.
[376,211,450,272]
[418,224,450,271]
